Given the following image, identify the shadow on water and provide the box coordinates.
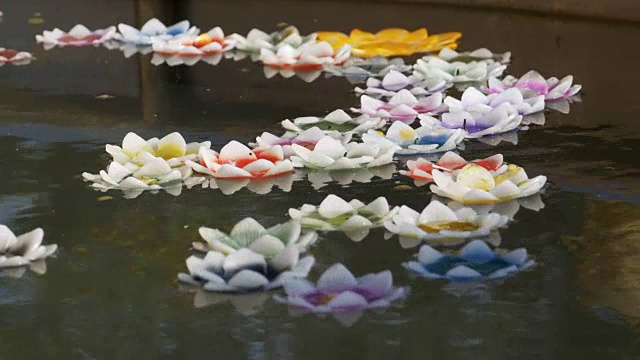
[0,0,639,358]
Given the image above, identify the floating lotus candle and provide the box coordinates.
[193,218,318,256]
[228,26,316,53]
[114,18,199,45]
[362,121,465,156]
[178,249,315,293]
[82,157,191,192]
[445,87,544,116]
[152,27,235,56]
[384,200,510,242]
[259,41,351,70]
[420,102,523,138]
[251,127,352,158]
[289,136,394,171]
[400,151,503,183]
[281,109,385,134]
[0,226,57,268]
[403,240,535,282]
[412,56,506,85]
[430,162,547,204]
[353,90,444,123]
[485,70,582,101]
[355,70,449,98]
[36,25,116,47]
[316,28,461,58]
[0,48,34,66]
[186,141,294,180]
[289,195,397,241]
[106,132,210,167]
[275,263,408,327]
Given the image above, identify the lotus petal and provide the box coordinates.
[417,245,444,264]
[9,228,44,256]
[501,248,528,266]
[156,132,186,159]
[134,158,172,178]
[0,226,17,252]
[267,221,302,246]
[324,109,353,124]
[0,256,29,268]
[417,201,458,224]
[229,218,266,247]
[283,278,316,296]
[318,195,354,219]
[381,70,411,91]
[291,144,335,168]
[491,180,520,200]
[222,248,267,275]
[456,164,495,191]
[459,240,495,263]
[359,197,391,219]
[445,265,483,280]
[317,263,358,292]
[356,271,393,299]
[270,246,300,272]
[326,291,369,311]
[386,121,417,145]
[122,132,154,155]
[313,136,346,159]
[341,215,373,230]
[248,234,286,257]
[227,270,270,290]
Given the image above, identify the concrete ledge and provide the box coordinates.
[333,0,640,22]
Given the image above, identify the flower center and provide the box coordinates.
[316,293,338,305]
[0,49,18,59]
[418,221,479,233]
[399,128,416,140]
[456,163,495,191]
[155,144,185,160]
[494,164,523,184]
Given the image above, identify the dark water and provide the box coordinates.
[1,1,639,359]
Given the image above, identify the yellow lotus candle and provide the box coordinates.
[316,28,462,58]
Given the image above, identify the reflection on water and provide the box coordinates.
[187,173,297,195]
[1,0,640,358]
[263,67,323,83]
[306,164,396,189]
[570,200,640,325]
[151,52,224,67]
[439,194,546,219]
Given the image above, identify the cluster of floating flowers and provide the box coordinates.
[176,191,538,324]
[0,19,583,324]
[27,19,466,82]
[31,19,349,72]
[79,125,546,324]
